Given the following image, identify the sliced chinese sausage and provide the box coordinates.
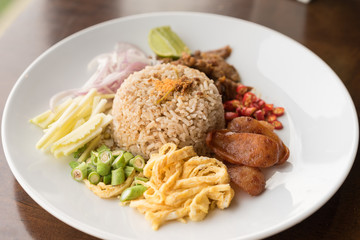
[206,130,280,168]
[227,164,265,196]
[227,117,289,164]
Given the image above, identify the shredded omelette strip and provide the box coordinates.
[129,143,234,230]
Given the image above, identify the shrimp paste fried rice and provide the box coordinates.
[112,63,225,158]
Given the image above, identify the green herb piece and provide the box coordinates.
[73,144,87,159]
[69,160,80,169]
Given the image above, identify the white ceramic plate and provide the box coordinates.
[2,12,358,240]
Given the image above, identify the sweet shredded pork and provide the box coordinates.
[168,46,241,102]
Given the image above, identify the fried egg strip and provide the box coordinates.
[129,143,234,230]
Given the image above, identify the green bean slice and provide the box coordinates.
[90,151,99,166]
[111,167,125,185]
[88,172,101,185]
[135,176,149,183]
[123,152,134,165]
[97,161,111,176]
[129,155,145,172]
[112,151,126,169]
[99,150,114,164]
[112,149,124,157]
[124,166,135,178]
[86,163,96,176]
[71,162,87,181]
[103,174,112,185]
[119,185,147,202]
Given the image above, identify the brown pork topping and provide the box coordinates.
[167,46,241,102]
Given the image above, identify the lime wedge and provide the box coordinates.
[148,26,191,58]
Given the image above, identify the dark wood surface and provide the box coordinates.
[0,0,359,239]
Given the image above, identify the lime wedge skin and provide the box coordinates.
[148,26,191,58]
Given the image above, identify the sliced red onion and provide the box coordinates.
[49,42,155,108]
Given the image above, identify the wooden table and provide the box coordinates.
[0,0,359,239]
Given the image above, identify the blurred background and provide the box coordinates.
[0,0,311,37]
[0,0,31,36]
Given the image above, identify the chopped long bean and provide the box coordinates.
[112,149,124,157]
[134,176,149,183]
[103,174,112,184]
[124,166,135,178]
[123,152,134,165]
[97,161,111,176]
[86,163,96,175]
[71,162,87,181]
[90,151,99,165]
[69,143,149,190]
[99,150,114,164]
[111,167,125,185]
[97,144,110,153]
[112,151,126,169]
[97,150,113,176]
[119,185,147,202]
[129,155,145,172]
[88,172,101,185]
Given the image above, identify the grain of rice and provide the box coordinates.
[112,63,224,158]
